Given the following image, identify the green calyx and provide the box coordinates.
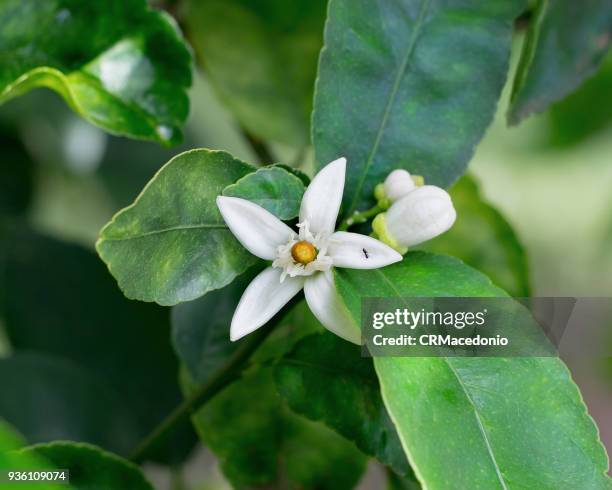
[373,175,424,208]
[374,183,386,202]
[411,175,425,187]
[371,214,407,255]
[373,184,391,210]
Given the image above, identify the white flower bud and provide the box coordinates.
[383,185,456,248]
[383,169,416,202]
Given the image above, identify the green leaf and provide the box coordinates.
[0,420,39,466]
[0,353,135,455]
[336,253,611,489]
[0,420,66,489]
[187,367,367,489]
[0,419,25,455]
[173,293,322,414]
[0,0,192,146]
[250,300,324,365]
[544,54,612,147]
[275,331,414,478]
[171,268,260,384]
[509,0,612,124]
[420,175,530,297]
[177,304,361,488]
[223,165,305,220]
[273,164,311,187]
[1,226,194,463]
[185,0,326,146]
[96,149,258,306]
[20,442,154,490]
[313,0,526,216]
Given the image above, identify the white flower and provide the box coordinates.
[216,158,402,344]
[373,185,456,253]
[383,169,416,202]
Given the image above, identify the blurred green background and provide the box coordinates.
[473,53,612,299]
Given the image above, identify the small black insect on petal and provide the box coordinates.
[362,248,369,259]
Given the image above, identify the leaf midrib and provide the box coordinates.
[2,65,168,140]
[102,223,227,241]
[372,269,509,489]
[446,360,508,489]
[346,0,431,216]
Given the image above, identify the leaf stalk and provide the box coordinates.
[338,204,386,231]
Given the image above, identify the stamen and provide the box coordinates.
[291,241,317,265]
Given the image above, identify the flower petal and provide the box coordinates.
[304,270,361,344]
[217,196,294,260]
[230,267,305,341]
[385,185,456,247]
[384,169,416,202]
[299,157,346,234]
[328,231,402,269]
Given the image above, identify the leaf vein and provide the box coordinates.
[102,223,227,241]
[373,268,508,488]
[446,360,508,489]
[346,0,431,215]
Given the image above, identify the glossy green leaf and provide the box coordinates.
[172,281,320,398]
[223,165,305,220]
[545,54,612,147]
[336,253,611,489]
[0,226,194,463]
[178,305,360,489]
[275,331,414,478]
[20,442,154,490]
[0,353,135,455]
[313,0,526,216]
[185,0,326,146]
[97,149,258,306]
[273,164,311,186]
[171,268,260,384]
[250,300,325,365]
[187,368,367,489]
[0,419,25,456]
[509,0,612,124]
[0,420,42,467]
[0,0,192,146]
[0,420,66,489]
[420,175,530,296]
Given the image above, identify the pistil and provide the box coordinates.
[291,240,317,265]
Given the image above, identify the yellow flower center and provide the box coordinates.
[291,241,317,265]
